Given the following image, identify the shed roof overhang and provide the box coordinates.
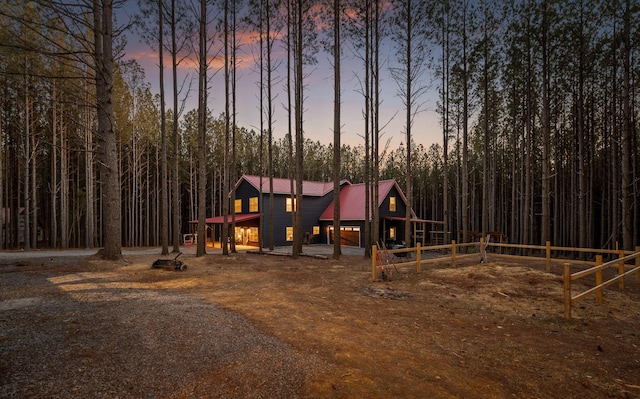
[383,216,445,224]
[189,214,261,225]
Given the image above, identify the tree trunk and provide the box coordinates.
[230,0,238,254]
[621,0,633,250]
[196,0,207,257]
[85,85,95,248]
[51,82,58,248]
[481,7,489,238]
[541,0,551,245]
[441,1,450,244]
[222,0,230,255]
[0,93,3,249]
[266,0,275,251]
[23,74,31,250]
[332,0,341,259]
[404,0,413,249]
[293,0,304,258]
[372,0,380,249]
[171,0,180,253]
[258,0,264,253]
[30,98,37,248]
[61,102,69,249]
[159,0,169,255]
[363,0,371,257]
[94,0,121,259]
[461,7,469,243]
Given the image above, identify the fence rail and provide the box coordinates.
[486,241,638,271]
[563,250,640,320]
[371,240,479,281]
[371,240,640,319]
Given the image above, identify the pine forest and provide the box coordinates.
[0,0,638,258]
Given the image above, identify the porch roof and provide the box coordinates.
[383,216,445,224]
[189,213,261,225]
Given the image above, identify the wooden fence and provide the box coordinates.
[563,250,640,320]
[372,241,640,320]
[371,240,479,281]
[485,241,639,272]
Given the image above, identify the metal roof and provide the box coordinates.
[238,174,346,197]
[319,180,412,221]
[189,214,261,225]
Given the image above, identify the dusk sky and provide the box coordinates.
[119,2,442,150]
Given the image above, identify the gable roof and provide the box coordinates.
[238,174,348,197]
[319,179,415,221]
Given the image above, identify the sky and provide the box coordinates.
[119,2,443,150]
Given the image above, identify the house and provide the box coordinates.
[195,174,439,249]
[318,179,421,248]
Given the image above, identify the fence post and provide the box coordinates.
[416,243,421,273]
[452,240,457,268]
[595,255,603,304]
[372,245,378,281]
[564,263,572,320]
[546,241,551,272]
[618,251,625,290]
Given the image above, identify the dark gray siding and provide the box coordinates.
[235,178,411,249]
[235,181,260,214]
[266,194,293,247]
[378,185,407,219]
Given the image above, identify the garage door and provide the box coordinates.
[329,226,360,247]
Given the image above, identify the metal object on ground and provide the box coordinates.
[152,252,187,271]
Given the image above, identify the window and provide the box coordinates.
[389,196,396,212]
[286,197,297,212]
[286,227,293,241]
[249,197,258,212]
[235,199,242,213]
[313,226,320,235]
[389,227,396,240]
[248,228,258,242]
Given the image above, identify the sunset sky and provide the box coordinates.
[119,2,442,150]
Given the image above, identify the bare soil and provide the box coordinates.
[1,249,640,398]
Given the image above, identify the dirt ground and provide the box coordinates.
[1,247,640,398]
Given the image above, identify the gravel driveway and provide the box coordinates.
[0,261,325,398]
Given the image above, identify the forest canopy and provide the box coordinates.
[0,0,638,253]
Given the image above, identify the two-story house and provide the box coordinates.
[195,174,433,249]
[318,179,417,247]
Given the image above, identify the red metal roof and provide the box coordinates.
[238,174,345,197]
[189,214,261,225]
[319,180,407,221]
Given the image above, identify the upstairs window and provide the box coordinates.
[249,197,258,212]
[286,197,297,212]
[235,199,242,214]
[389,196,396,212]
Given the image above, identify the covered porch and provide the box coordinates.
[188,214,262,248]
